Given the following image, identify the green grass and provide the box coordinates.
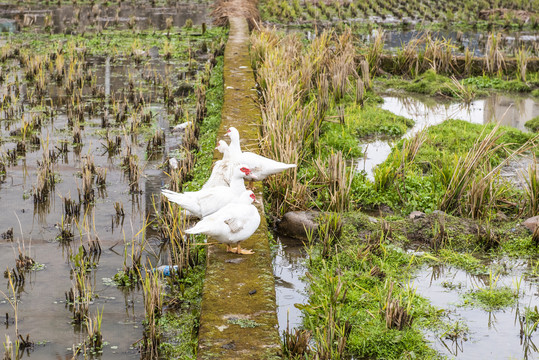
[383,71,536,99]
[158,55,224,357]
[301,218,444,359]
[414,119,536,167]
[525,116,539,132]
[7,26,226,59]
[462,286,516,311]
[159,264,205,359]
[462,76,532,92]
[183,57,224,191]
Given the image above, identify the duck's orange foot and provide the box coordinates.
[229,244,254,255]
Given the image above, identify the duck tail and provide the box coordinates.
[161,189,198,213]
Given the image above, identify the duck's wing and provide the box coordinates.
[223,205,260,234]
[224,218,244,233]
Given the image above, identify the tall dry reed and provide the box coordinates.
[251,28,357,214]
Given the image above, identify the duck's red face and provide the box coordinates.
[250,193,256,201]
[240,167,251,175]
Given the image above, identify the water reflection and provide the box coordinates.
[273,234,308,335]
[372,30,539,56]
[357,94,539,178]
[414,261,539,359]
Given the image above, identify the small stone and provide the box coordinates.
[367,216,379,224]
[225,258,244,264]
[432,210,446,216]
[277,211,320,241]
[495,212,509,222]
[222,341,235,350]
[523,216,539,232]
[409,211,426,220]
[248,289,256,295]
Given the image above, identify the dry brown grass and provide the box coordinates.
[211,0,260,29]
[251,27,357,213]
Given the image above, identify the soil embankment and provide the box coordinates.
[196,15,281,360]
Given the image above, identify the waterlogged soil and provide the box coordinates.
[375,29,539,56]
[414,260,539,359]
[0,2,209,33]
[357,93,539,178]
[272,234,308,335]
[0,26,212,359]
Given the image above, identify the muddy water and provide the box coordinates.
[414,260,539,359]
[364,29,539,56]
[357,94,539,178]
[273,234,308,334]
[0,2,208,33]
[0,55,193,358]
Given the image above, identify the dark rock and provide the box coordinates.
[148,46,159,59]
[221,341,235,350]
[409,211,426,220]
[248,289,256,295]
[174,82,195,96]
[495,212,509,222]
[523,216,539,232]
[367,216,379,224]
[277,211,320,241]
[225,258,244,264]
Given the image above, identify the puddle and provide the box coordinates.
[273,234,308,334]
[414,260,539,359]
[0,2,209,33]
[357,94,539,178]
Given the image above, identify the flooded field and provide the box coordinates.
[0,7,218,357]
[415,259,539,359]
[358,94,539,178]
[0,2,209,33]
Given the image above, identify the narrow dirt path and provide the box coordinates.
[196,16,281,360]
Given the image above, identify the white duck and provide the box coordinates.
[201,140,233,189]
[225,127,296,187]
[185,190,260,255]
[161,166,251,218]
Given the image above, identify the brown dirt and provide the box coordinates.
[479,8,534,22]
[211,0,261,29]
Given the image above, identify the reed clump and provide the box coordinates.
[251,27,358,213]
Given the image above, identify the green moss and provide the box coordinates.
[525,116,539,132]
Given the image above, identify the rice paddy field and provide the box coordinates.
[1,0,539,359]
